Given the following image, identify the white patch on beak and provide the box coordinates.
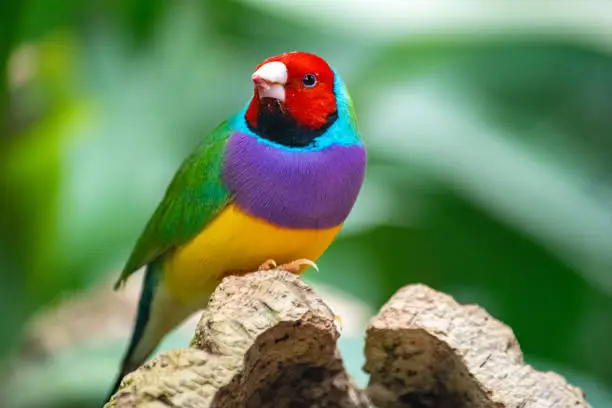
[251,61,287,102]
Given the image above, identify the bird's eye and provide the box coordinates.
[302,73,317,88]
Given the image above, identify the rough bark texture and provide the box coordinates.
[104,272,590,408]
[364,284,590,408]
[105,270,369,408]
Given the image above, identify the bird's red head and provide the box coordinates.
[245,51,338,147]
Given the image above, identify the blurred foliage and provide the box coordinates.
[1,0,612,406]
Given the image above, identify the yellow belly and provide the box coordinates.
[163,203,342,304]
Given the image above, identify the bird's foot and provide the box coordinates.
[278,258,319,274]
[257,259,278,271]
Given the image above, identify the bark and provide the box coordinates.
[364,284,590,408]
[105,270,368,408]
[104,272,590,408]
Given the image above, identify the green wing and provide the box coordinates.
[114,120,233,289]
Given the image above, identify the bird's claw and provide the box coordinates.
[278,258,319,274]
[257,259,278,271]
[257,258,318,274]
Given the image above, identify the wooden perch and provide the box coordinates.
[104,272,590,408]
[364,284,590,408]
[105,270,369,408]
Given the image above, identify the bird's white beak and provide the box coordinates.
[251,61,287,102]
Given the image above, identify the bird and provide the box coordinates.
[105,51,367,401]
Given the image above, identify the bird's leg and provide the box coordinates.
[257,259,278,271]
[277,258,319,274]
[257,258,319,274]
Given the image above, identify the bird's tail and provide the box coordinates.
[103,261,162,404]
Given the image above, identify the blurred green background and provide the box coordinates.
[1,0,612,406]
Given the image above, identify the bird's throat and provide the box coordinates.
[248,98,338,148]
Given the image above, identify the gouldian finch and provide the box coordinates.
[106,51,366,399]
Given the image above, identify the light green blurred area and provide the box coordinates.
[1,1,612,407]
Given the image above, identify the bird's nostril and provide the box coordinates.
[252,75,270,89]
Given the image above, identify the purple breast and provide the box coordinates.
[222,132,366,229]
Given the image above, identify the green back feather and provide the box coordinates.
[114,121,232,289]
